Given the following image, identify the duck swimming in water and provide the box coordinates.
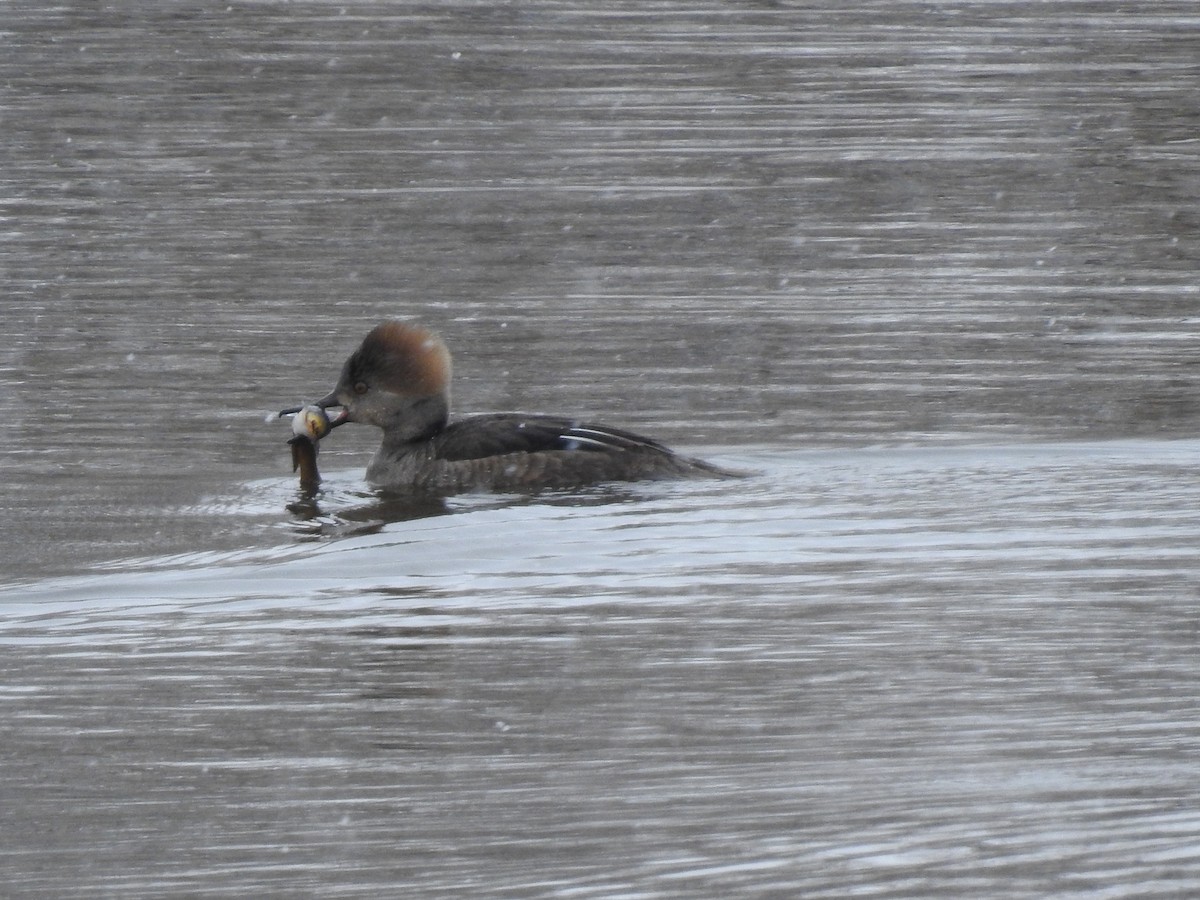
[280,321,728,493]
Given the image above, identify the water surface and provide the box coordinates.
[3,1,1200,896]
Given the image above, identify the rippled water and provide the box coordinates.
[4,1,1200,896]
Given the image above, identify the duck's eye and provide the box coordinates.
[353,381,369,395]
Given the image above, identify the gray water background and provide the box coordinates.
[3,2,1200,896]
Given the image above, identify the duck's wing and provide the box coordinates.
[431,414,675,462]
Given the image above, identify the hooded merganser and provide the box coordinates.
[280,321,729,493]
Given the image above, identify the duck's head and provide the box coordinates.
[311,321,453,443]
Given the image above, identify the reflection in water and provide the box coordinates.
[286,488,451,538]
